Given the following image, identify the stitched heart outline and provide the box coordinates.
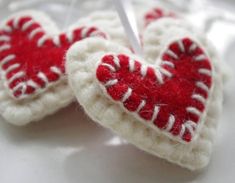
[0,14,106,100]
[96,38,213,143]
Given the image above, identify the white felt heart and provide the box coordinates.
[66,19,223,170]
[0,10,123,125]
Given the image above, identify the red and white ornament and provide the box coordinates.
[66,19,223,170]
[0,10,106,125]
[96,38,212,143]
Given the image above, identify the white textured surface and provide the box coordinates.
[0,0,234,182]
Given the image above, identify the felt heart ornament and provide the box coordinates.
[96,37,212,143]
[0,12,106,99]
[66,19,223,170]
[0,10,107,125]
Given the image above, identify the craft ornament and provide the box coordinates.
[66,19,223,170]
[96,37,213,143]
[0,10,107,125]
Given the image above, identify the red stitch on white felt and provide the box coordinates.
[0,15,107,99]
[96,38,213,142]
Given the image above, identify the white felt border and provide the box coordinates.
[74,11,128,48]
[0,10,128,125]
[0,11,75,125]
[66,18,223,170]
[94,38,215,145]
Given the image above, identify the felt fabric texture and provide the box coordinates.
[96,37,213,143]
[74,5,178,49]
[134,2,179,32]
[0,14,106,99]
[66,18,223,170]
[74,11,128,48]
[144,7,176,26]
[0,10,108,125]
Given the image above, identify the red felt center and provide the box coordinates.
[0,16,106,99]
[96,38,212,142]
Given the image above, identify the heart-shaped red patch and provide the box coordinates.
[0,15,106,99]
[96,38,212,142]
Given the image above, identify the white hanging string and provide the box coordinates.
[113,0,143,56]
[63,0,77,30]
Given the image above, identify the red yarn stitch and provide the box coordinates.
[0,16,106,99]
[96,38,212,142]
[144,7,176,26]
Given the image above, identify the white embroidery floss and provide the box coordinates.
[113,0,143,56]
